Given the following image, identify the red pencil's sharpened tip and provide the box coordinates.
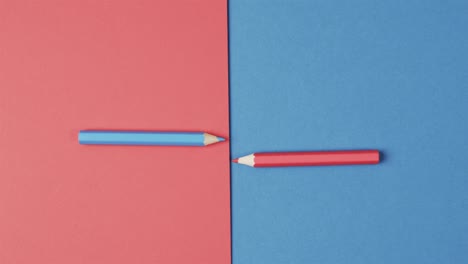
[232,158,239,163]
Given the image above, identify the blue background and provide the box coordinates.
[229,0,468,263]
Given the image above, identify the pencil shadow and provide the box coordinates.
[379,151,386,163]
[378,149,390,163]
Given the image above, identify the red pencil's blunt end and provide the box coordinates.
[232,158,239,163]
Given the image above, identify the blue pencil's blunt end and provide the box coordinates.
[217,136,226,142]
[78,131,84,144]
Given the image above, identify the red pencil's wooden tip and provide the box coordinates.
[232,158,239,163]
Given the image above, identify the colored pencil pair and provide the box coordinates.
[79,130,379,167]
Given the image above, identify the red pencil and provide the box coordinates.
[232,150,380,167]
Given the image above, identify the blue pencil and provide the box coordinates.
[78,131,225,146]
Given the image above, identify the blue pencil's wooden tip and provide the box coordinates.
[204,133,225,145]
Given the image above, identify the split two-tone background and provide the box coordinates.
[1,0,468,263]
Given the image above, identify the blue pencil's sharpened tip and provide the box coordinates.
[217,137,225,142]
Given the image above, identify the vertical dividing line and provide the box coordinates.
[226,0,233,263]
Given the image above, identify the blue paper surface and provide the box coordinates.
[229,0,468,263]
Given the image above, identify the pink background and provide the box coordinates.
[0,0,230,263]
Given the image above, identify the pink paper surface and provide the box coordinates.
[0,1,230,263]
